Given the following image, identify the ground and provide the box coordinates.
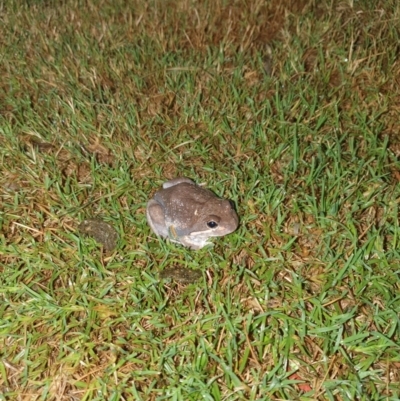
[1,0,400,400]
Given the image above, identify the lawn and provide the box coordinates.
[1,0,400,400]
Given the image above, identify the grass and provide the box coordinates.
[1,0,400,399]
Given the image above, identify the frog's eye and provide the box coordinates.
[207,221,218,229]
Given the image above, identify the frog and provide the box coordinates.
[146,177,239,249]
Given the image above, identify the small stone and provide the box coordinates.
[78,219,118,252]
[160,267,202,284]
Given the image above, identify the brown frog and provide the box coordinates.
[146,178,239,249]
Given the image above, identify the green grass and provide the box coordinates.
[1,0,400,400]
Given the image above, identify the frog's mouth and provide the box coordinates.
[187,226,230,238]
[168,225,209,239]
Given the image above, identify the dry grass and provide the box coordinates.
[1,0,400,400]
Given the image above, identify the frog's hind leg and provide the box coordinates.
[146,199,169,238]
[162,177,194,189]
